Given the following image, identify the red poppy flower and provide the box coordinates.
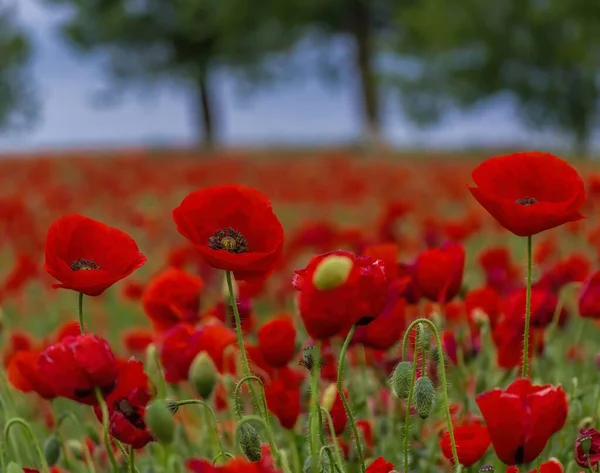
[94,359,153,448]
[44,214,147,296]
[505,459,564,473]
[535,253,590,293]
[439,422,490,466]
[476,378,568,465]
[469,152,586,236]
[478,246,520,295]
[122,329,154,354]
[365,457,395,473]
[414,242,465,303]
[578,271,600,320]
[325,387,349,436]
[264,368,302,430]
[575,428,600,468]
[3,331,35,366]
[142,268,204,332]
[352,294,406,350]
[38,335,118,405]
[257,316,297,368]
[172,185,284,281]
[293,250,388,340]
[465,286,502,328]
[8,350,55,399]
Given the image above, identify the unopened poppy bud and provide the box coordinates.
[479,465,495,473]
[414,376,436,419]
[145,400,175,445]
[238,423,261,462]
[188,351,218,399]
[390,361,413,399]
[321,383,338,411]
[43,435,61,466]
[312,255,354,290]
[85,423,101,445]
[6,462,22,473]
[66,439,85,461]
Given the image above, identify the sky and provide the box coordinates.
[0,0,592,153]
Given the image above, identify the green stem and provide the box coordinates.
[129,446,135,473]
[78,292,85,334]
[320,407,345,471]
[403,326,420,472]
[286,430,302,473]
[4,418,50,473]
[176,400,228,460]
[522,235,533,378]
[402,319,461,469]
[95,387,119,473]
[309,342,322,473]
[337,325,365,473]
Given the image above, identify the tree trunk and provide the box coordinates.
[196,72,217,149]
[349,0,381,148]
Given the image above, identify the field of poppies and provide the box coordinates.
[1,149,599,473]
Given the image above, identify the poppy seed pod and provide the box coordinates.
[145,400,175,445]
[312,254,354,290]
[43,435,61,466]
[414,376,436,419]
[238,423,262,462]
[188,351,218,399]
[390,361,413,399]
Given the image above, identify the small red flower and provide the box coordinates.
[477,378,568,465]
[469,152,586,236]
[38,335,118,405]
[294,250,388,340]
[264,368,302,430]
[257,316,297,368]
[142,268,204,332]
[365,457,395,473]
[579,271,600,320]
[414,242,465,303]
[478,246,520,294]
[44,214,147,296]
[352,294,406,350]
[439,422,490,466]
[94,360,153,448]
[172,185,284,281]
[505,459,564,473]
[575,428,600,468]
[122,329,154,354]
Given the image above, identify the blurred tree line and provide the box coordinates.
[2,0,600,154]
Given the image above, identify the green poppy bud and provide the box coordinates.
[43,435,61,466]
[312,255,354,290]
[66,439,85,461]
[85,422,101,445]
[238,423,261,462]
[7,462,23,473]
[414,376,436,419]
[145,400,175,445]
[390,361,413,399]
[188,351,218,399]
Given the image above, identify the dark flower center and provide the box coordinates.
[208,228,249,254]
[514,445,525,464]
[70,258,101,271]
[116,399,146,429]
[515,197,537,206]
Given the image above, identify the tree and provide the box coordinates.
[45,0,300,147]
[396,0,600,156]
[0,6,35,132]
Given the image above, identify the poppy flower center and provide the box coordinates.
[116,398,146,429]
[515,196,537,206]
[70,258,101,271]
[208,228,249,254]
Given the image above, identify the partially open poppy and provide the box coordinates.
[172,185,284,281]
[469,152,586,237]
[414,242,465,303]
[44,214,147,296]
[439,422,490,466]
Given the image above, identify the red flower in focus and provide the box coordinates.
[142,268,204,332]
[38,335,118,405]
[172,185,284,281]
[414,242,465,303]
[257,316,297,368]
[44,214,147,296]
[477,378,568,465]
[8,350,55,399]
[579,271,600,320]
[294,250,388,340]
[365,457,395,473]
[439,422,490,466]
[469,152,586,236]
[94,360,153,448]
[575,428,600,468]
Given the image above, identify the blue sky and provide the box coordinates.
[0,0,585,153]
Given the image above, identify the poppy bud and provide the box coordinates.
[312,255,354,290]
[6,462,22,473]
[43,435,61,466]
[85,423,101,445]
[238,423,261,462]
[66,439,85,461]
[414,376,436,419]
[145,400,175,445]
[390,361,413,399]
[321,383,338,411]
[479,465,495,473]
[188,351,218,399]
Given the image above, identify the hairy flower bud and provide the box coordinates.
[238,423,261,462]
[390,361,413,399]
[414,376,436,419]
[188,351,218,399]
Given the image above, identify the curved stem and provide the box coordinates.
[212,452,236,465]
[233,375,269,420]
[319,446,345,473]
[4,418,50,473]
[95,387,119,473]
[522,235,533,378]
[309,342,322,473]
[336,325,365,473]
[176,400,228,460]
[320,407,345,471]
[78,292,85,334]
[402,318,460,468]
[403,326,419,472]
